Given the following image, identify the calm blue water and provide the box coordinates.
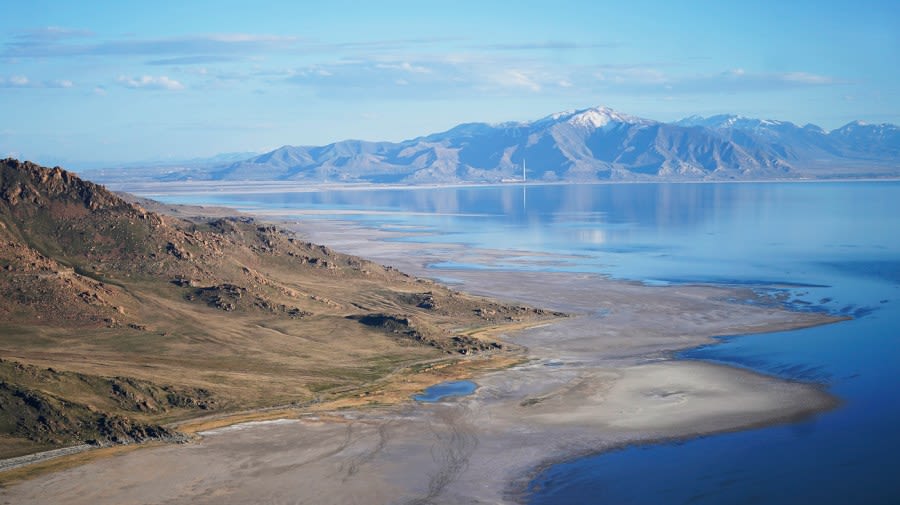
[150,182,900,504]
[413,380,478,402]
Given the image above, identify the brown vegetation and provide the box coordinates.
[0,158,563,459]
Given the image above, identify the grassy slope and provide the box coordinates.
[0,159,562,459]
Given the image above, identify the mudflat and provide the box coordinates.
[2,261,840,504]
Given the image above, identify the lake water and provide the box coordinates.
[150,181,900,505]
[412,380,478,402]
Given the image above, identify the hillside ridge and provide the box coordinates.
[0,158,560,459]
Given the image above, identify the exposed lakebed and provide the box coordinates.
[12,181,895,505]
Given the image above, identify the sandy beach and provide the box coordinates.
[0,218,843,505]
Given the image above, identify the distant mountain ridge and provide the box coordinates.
[100,107,900,184]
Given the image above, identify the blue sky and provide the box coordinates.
[2,0,897,166]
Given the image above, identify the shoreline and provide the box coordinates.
[104,175,900,197]
[504,377,838,504]
[0,207,848,504]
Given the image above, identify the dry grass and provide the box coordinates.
[0,160,565,475]
[0,318,538,487]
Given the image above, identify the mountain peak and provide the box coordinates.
[540,106,651,129]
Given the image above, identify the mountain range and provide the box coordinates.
[89,107,899,184]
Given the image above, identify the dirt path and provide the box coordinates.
[0,445,93,473]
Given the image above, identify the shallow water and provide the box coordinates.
[151,181,900,504]
[412,380,477,402]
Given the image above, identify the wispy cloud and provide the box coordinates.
[285,55,557,98]
[4,32,300,58]
[478,41,619,51]
[374,62,431,74]
[286,60,437,92]
[146,55,241,66]
[779,71,838,85]
[592,64,668,84]
[0,75,75,88]
[16,26,95,41]
[665,68,845,93]
[5,29,608,64]
[117,75,184,90]
[489,69,542,92]
[578,65,844,94]
[328,37,463,52]
[157,42,845,102]
[2,75,30,87]
[4,26,843,101]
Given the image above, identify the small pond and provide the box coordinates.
[413,380,477,402]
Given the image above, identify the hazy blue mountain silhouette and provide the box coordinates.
[110,106,900,183]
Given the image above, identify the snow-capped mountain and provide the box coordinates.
[675,114,899,165]
[101,106,899,184]
[829,121,900,159]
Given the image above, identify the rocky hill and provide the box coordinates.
[0,158,560,459]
